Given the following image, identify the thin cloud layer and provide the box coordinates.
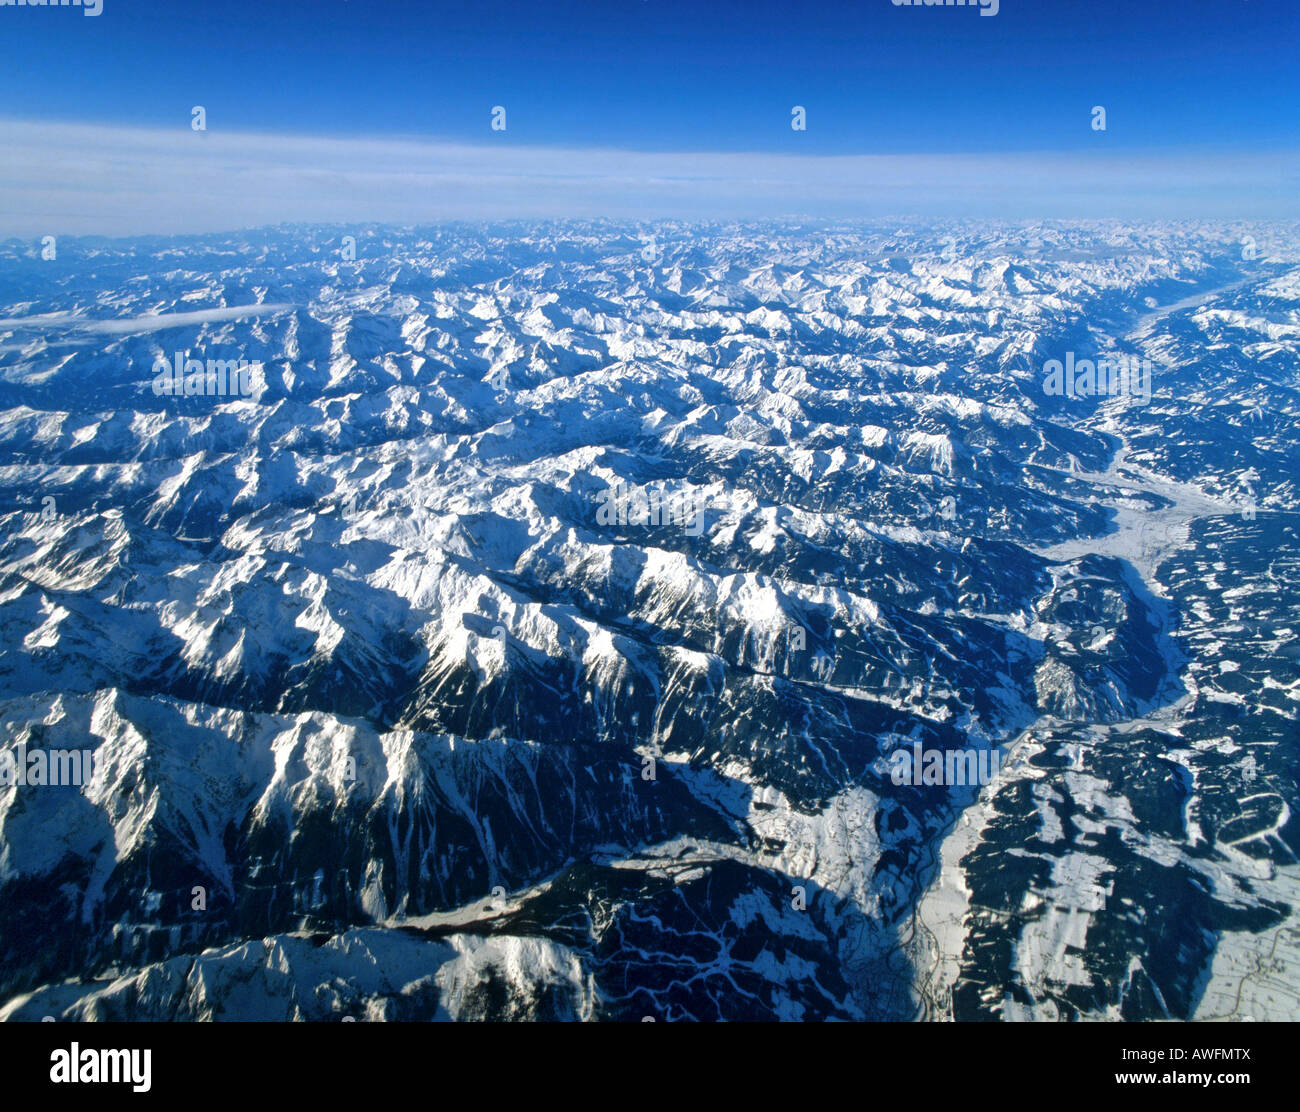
[2,118,1296,236]
[0,304,293,333]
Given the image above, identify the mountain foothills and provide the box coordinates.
[0,221,1295,1021]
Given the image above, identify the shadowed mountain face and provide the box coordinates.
[0,221,1296,1021]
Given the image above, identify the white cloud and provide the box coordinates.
[0,304,292,332]
[1,118,1296,236]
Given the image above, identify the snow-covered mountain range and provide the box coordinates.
[0,220,1296,1020]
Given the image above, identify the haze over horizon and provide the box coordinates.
[2,0,1297,233]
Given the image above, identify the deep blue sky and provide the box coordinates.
[4,0,1296,154]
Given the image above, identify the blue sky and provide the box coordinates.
[2,0,1297,231]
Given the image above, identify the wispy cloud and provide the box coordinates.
[2,119,1296,236]
[0,304,292,332]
